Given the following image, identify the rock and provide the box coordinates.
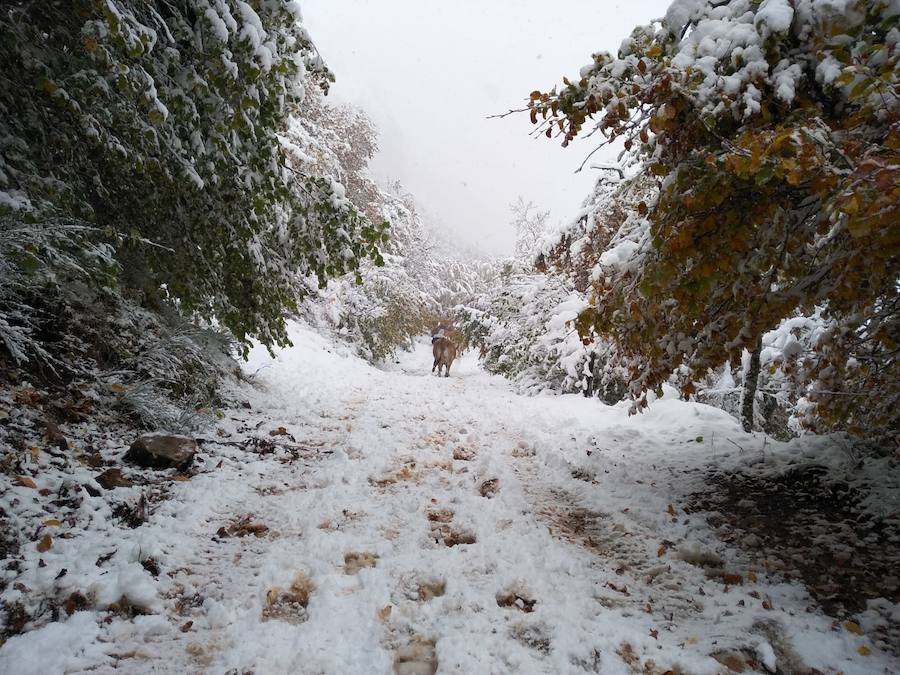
[44,418,68,450]
[95,468,133,490]
[125,434,196,470]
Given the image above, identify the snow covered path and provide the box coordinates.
[2,324,895,674]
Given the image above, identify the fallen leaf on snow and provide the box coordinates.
[15,475,37,489]
[36,534,52,552]
[844,621,864,635]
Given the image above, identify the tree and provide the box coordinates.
[509,197,550,264]
[0,0,384,358]
[521,0,899,437]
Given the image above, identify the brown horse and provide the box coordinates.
[431,337,457,377]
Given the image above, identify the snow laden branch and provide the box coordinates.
[519,0,899,438]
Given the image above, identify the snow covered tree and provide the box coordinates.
[0,0,383,357]
[522,0,899,437]
[509,197,550,264]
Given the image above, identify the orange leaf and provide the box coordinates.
[857,645,871,656]
[15,475,37,489]
[36,534,52,553]
[844,622,864,635]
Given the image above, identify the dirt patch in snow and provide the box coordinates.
[479,478,500,498]
[416,579,446,601]
[262,572,314,624]
[344,551,378,574]
[431,524,476,547]
[216,514,270,539]
[452,447,475,461]
[510,621,551,654]
[538,489,614,555]
[393,634,438,675]
[686,465,900,619]
[617,641,682,674]
[496,588,537,613]
[426,508,454,523]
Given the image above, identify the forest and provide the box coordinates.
[0,1,897,673]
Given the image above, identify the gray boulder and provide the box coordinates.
[125,434,196,471]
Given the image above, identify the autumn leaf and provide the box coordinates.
[666,504,676,517]
[649,628,658,640]
[43,519,63,527]
[36,534,52,552]
[15,475,37,489]
[844,622,864,635]
[857,645,871,656]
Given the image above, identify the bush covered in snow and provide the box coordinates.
[457,268,626,402]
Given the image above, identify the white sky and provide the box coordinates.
[302,0,670,255]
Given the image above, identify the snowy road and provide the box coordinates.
[1,324,894,674]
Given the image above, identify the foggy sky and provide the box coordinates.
[302,0,671,255]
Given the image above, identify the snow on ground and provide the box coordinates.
[1,322,897,674]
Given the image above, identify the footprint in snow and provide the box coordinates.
[393,635,438,675]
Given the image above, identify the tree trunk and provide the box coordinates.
[583,352,596,398]
[741,336,762,433]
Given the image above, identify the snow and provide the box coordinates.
[1,322,897,673]
[598,239,641,271]
[755,0,795,40]
[204,8,230,43]
[0,612,107,675]
[664,0,705,37]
